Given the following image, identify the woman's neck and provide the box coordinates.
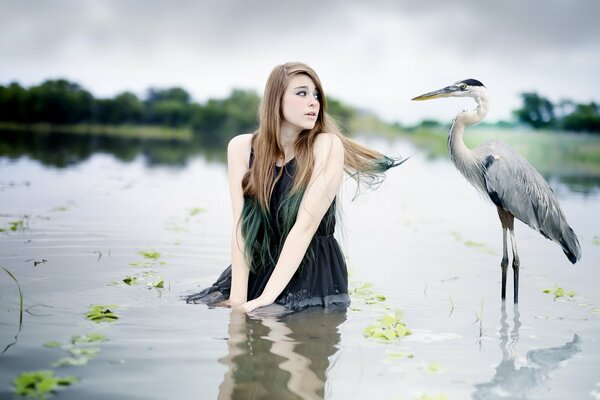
[279,123,300,160]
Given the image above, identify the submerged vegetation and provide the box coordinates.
[13,370,77,400]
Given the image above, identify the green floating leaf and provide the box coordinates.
[53,357,89,367]
[86,305,119,323]
[139,251,161,260]
[129,261,153,267]
[122,276,138,285]
[350,282,387,304]
[425,362,446,374]
[13,370,78,399]
[69,347,100,357]
[384,350,414,361]
[189,207,204,216]
[148,276,164,289]
[542,286,577,300]
[43,341,64,348]
[71,332,108,344]
[363,309,411,343]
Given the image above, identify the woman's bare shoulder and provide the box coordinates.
[227,134,253,165]
[313,132,343,157]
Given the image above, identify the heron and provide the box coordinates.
[412,79,581,303]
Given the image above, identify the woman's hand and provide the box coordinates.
[236,296,273,313]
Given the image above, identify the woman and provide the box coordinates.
[187,62,401,313]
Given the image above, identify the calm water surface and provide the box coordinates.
[1,135,599,399]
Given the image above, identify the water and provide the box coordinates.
[1,134,599,399]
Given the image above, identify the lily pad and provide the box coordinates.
[86,305,118,323]
[13,370,78,399]
[71,332,108,344]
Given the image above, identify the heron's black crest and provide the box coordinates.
[461,79,485,87]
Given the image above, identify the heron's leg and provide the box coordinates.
[509,228,520,303]
[497,208,512,301]
[500,226,509,300]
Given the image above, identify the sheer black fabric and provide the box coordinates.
[186,157,350,310]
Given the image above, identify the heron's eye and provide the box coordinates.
[460,84,467,90]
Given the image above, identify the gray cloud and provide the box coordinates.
[1,0,599,123]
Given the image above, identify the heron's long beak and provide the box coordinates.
[411,85,460,101]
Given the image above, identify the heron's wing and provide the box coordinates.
[480,141,581,263]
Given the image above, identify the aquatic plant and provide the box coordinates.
[148,276,164,289]
[122,276,138,285]
[189,207,204,216]
[364,309,411,342]
[71,332,108,344]
[13,370,77,400]
[85,305,118,323]
[139,250,161,260]
[543,286,576,300]
[350,282,386,304]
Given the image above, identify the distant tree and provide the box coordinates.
[146,87,191,105]
[0,82,29,122]
[562,102,600,133]
[191,89,259,145]
[513,92,556,129]
[93,92,144,124]
[144,87,192,126]
[24,79,94,124]
[327,97,355,128]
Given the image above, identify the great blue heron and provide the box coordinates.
[412,79,581,303]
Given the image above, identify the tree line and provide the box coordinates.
[513,92,600,133]
[0,79,356,144]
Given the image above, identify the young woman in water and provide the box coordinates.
[187,62,401,313]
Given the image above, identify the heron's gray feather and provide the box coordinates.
[479,140,581,262]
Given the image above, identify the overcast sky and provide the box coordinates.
[2,0,599,124]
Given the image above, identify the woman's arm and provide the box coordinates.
[238,133,345,313]
[227,134,253,306]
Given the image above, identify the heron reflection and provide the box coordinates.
[218,307,346,400]
[473,303,581,399]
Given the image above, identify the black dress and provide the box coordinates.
[186,156,350,311]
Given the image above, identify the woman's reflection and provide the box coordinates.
[473,303,581,399]
[218,307,346,400]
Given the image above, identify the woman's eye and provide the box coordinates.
[297,91,306,96]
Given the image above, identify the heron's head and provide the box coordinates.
[411,79,486,101]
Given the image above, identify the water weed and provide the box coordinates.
[13,370,77,400]
[543,286,576,300]
[86,305,118,323]
[364,309,411,342]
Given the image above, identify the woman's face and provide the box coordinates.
[281,74,320,132]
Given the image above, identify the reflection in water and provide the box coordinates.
[0,129,226,168]
[219,308,346,400]
[473,304,581,399]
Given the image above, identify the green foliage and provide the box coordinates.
[122,276,138,285]
[86,305,118,323]
[13,370,77,400]
[514,92,600,133]
[562,102,600,132]
[364,309,411,342]
[139,250,161,260]
[148,276,165,289]
[191,89,260,146]
[543,286,576,300]
[71,332,108,344]
[350,282,387,304]
[513,92,556,129]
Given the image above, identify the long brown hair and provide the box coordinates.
[242,62,396,209]
[240,62,401,272]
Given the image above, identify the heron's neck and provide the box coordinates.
[448,94,488,171]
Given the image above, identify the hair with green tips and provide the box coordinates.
[240,62,403,272]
